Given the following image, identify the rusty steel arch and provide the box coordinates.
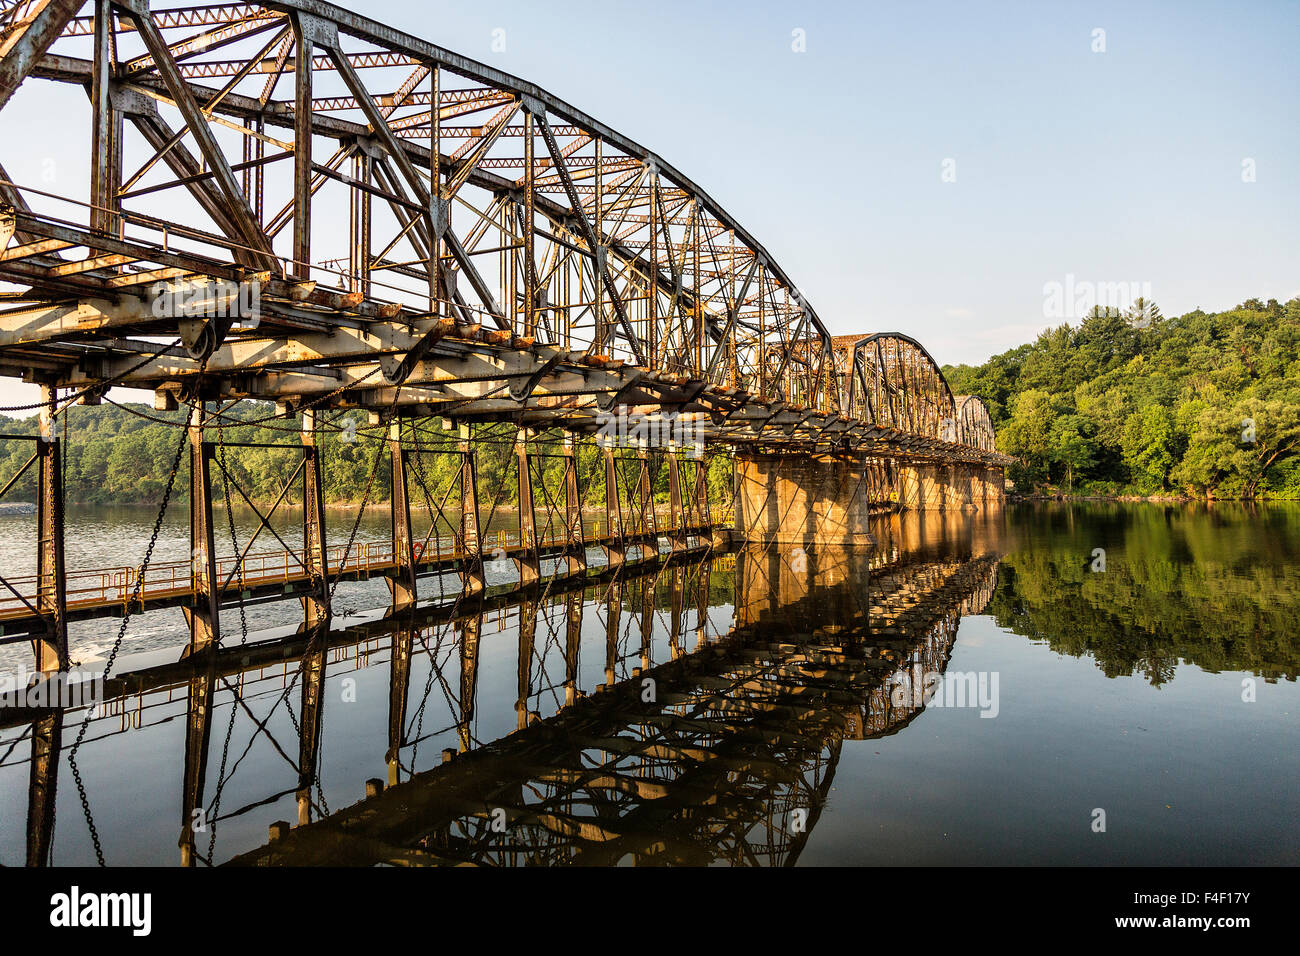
[953,394,997,452]
[0,0,841,409]
[840,332,956,439]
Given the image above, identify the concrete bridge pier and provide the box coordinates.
[734,453,880,549]
[968,465,989,508]
[898,464,947,510]
[899,462,1004,511]
[982,465,1006,505]
[943,464,972,510]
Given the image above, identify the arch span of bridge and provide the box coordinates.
[0,1,1012,673]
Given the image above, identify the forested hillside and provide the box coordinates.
[944,297,1300,498]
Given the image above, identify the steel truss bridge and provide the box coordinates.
[2,525,1001,867]
[0,1,1012,680]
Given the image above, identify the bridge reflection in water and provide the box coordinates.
[2,511,1002,867]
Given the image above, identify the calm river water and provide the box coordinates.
[0,502,1296,866]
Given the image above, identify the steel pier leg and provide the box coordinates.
[602,444,625,569]
[386,621,412,785]
[515,428,540,586]
[457,612,481,752]
[301,408,330,628]
[389,422,418,609]
[459,425,485,593]
[26,710,62,867]
[563,435,586,574]
[186,403,220,653]
[34,384,67,673]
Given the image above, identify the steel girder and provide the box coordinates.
[0,0,1010,464]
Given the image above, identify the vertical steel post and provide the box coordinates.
[522,109,536,338]
[563,434,585,574]
[602,443,624,568]
[389,421,417,609]
[296,627,327,826]
[90,0,121,235]
[515,428,540,585]
[667,450,687,553]
[457,611,480,752]
[291,17,312,280]
[187,402,220,653]
[386,620,412,785]
[694,453,712,530]
[178,663,214,866]
[34,385,67,673]
[459,424,484,592]
[564,591,582,706]
[593,137,603,348]
[516,598,536,729]
[636,443,656,560]
[648,169,658,369]
[638,572,654,671]
[25,711,62,867]
[604,578,622,686]
[430,66,442,307]
[669,565,684,659]
[695,560,711,649]
[350,149,371,298]
[301,408,329,628]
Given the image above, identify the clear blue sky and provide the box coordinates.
[1,0,1296,411]
[399,0,1295,362]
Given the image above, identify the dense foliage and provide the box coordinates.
[944,297,1300,498]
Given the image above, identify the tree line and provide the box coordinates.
[944,297,1300,498]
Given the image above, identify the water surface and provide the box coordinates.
[0,502,1296,866]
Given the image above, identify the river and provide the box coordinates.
[0,502,1296,865]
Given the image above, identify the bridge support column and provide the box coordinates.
[602,444,625,569]
[562,435,586,574]
[296,628,328,826]
[638,573,655,671]
[26,711,62,867]
[985,465,1006,504]
[186,403,220,653]
[944,463,971,511]
[514,429,541,586]
[458,426,485,593]
[179,662,214,866]
[386,621,412,786]
[517,599,537,730]
[668,566,684,658]
[301,409,330,628]
[564,591,582,705]
[969,465,990,508]
[603,577,622,685]
[457,611,481,753]
[898,463,948,511]
[388,423,418,609]
[695,563,711,649]
[34,384,67,673]
[734,453,876,549]
[667,450,689,553]
[635,445,656,560]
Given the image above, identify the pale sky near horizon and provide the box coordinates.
[1,0,1297,414]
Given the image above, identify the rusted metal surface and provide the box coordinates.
[0,1,1009,465]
